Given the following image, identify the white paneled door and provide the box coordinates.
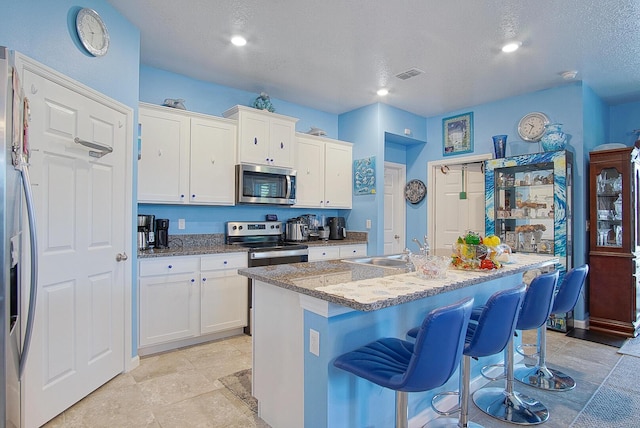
[432,162,485,255]
[20,68,128,427]
[384,163,406,254]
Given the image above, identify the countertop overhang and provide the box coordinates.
[239,253,559,311]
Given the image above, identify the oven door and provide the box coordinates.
[236,163,297,205]
[245,248,308,335]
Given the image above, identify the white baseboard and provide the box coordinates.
[573,318,588,330]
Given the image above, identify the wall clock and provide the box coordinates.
[517,112,550,142]
[404,179,426,204]
[76,8,110,57]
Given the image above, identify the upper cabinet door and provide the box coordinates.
[324,142,353,208]
[138,106,190,203]
[269,117,295,167]
[190,117,237,205]
[295,137,325,207]
[237,110,270,165]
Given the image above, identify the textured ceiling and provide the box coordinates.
[107,0,640,117]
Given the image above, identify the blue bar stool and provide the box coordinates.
[473,270,559,425]
[333,297,474,428]
[423,284,526,428]
[515,264,589,391]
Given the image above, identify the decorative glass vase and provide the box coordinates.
[540,123,567,152]
[492,135,507,158]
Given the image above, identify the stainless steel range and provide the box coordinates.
[226,221,309,334]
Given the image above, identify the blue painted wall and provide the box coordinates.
[610,100,640,146]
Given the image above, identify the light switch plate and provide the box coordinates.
[309,329,320,356]
[178,218,186,230]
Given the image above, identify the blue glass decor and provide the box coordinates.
[540,123,567,152]
[252,92,275,112]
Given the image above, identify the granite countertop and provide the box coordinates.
[137,232,368,259]
[238,253,559,312]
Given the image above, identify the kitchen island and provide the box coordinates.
[239,254,557,428]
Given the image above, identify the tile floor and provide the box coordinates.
[43,335,268,428]
[43,329,626,427]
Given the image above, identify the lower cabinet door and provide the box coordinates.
[139,273,200,346]
[201,270,248,334]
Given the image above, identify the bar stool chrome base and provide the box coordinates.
[514,365,576,391]
[472,387,549,425]
[424,417,483,428]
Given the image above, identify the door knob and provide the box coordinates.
[115,252,128,262]
[394,235,400,239]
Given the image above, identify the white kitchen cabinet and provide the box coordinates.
[200,253,248,334]
[308,246,341,262]
[223,105,298,168]
[138,105,190,203]
[139,256,200,347]
[295,134,353,208]
[308,244,367,262]
[139,252,248,350]
[339,244,367,258]
[138,103,237,205]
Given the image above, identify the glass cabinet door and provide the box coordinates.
[494,164,556,254]
[595,167,623,248]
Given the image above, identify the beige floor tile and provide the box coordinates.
[180,340,244,369]
[139,369,218,408]
[131,350,195,382]
[152,390,260,428]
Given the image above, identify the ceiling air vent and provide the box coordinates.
[395,68,425,80]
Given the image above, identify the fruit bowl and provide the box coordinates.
[409,254,450,279]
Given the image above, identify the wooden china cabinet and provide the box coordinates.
[588,146,640,337]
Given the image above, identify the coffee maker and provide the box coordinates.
[155,219,170,248]
[328,216,346,240]
[137,214,155,250]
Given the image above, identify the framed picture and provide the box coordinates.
[353,156,376,195]
[443,112,473,156]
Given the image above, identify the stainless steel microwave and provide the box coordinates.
[236,164,297,205]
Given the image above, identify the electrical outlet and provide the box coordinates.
[366,219,372,229]
[309,329,320,356]
[178,218,186,230]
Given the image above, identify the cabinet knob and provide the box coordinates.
[192,194,196,198]
[223,260,228,264]
[202,277,207,282]
[168,265,173,269]
[254,137,258,145]
[180,194,184,198]
[270,158,274,163]
[191,278,195,283]
[280,142,284,149]
[158,149,162,157]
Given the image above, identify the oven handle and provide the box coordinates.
[250,249,309,260]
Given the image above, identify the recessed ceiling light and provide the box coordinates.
[377,88,389,96]
[561,70,578,80]
[501,41,522,53]
[231,36,247,47]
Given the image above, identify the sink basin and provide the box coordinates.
[341,254,408,269]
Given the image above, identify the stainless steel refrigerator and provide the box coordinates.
[1,46,38,428]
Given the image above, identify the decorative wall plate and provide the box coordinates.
[404,179,426,203]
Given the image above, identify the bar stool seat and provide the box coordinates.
[473,270,558,425]
[515,264,589,391]
[423,284,526,428]
[333,297,474,428]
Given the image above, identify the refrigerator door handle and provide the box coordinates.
[18,161,38,380]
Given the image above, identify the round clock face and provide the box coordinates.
[518,112,550,142]
[404,179,427,204]
[76,8,109,57]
